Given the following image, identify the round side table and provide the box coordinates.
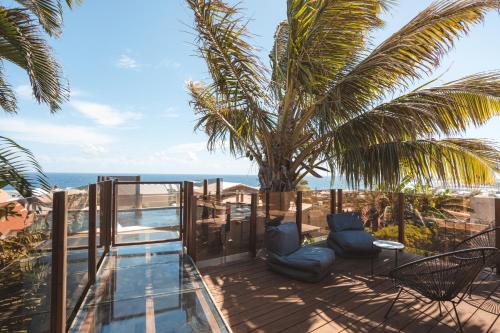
[371,240,405,277]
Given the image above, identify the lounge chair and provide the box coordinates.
[385,248,498,333]
[266,223,335,282]
[326,212,381,258]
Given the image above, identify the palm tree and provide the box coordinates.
[186,0,500,192]
[0,0,80,196]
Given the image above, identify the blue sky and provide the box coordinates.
[1,0,499,175]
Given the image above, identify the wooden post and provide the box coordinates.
[203,179,208,198]
[265,191,270,219]
[216,178,222,201]
[296,191,303,242]
[182,181,188,246]
[98,182,106,249]
[495,198,500,275]
[134,175,142,210]
[51,191,68,333]
[397,192,405,244]
[189,195,198,261]
[89,184,97,284]
[104,180,113,250]
[185,182,194,252]
[330,189,336,215]
[249,193,257,257]
[337,189,343,213]
[111,181,116,247]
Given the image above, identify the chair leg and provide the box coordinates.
[384,288,403,319]
[452,302,464,333]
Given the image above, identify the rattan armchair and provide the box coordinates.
[385,248,498,333]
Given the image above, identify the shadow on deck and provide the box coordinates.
[200,251,500,333]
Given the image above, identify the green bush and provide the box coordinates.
[373,224,438,253]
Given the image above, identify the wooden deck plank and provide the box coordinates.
[199,252,500,333]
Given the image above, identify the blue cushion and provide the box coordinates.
[267,245,335,282]
[327,213,363,232]
[329,230,378,253]
[266,223,300,256]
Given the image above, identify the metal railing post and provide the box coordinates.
[337,189,343,213]
[397,192,405,245]
[50,191,68,333]
[250,193,257,257]
[89,184,97,284]
[330,189,336,214]
[296,191,303,242]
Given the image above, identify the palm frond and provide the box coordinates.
[320,0,499,120]
[15,0,63,36]
[332,71,500,147]
[188,80,264,163]
[0,64,17,113]
[337,138,500,189]
[14,0,82,36]
[269,20,289,99]
[186,0,268,112]
[286,0,389,95]
[0,6,68,113]
[0,136,49,197]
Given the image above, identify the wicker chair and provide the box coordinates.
[385,248,499,333]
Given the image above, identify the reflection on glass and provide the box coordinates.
[115,183,182,244]
[70,243,229,333]
[0,194,53,332]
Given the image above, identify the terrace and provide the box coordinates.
[0,177,499,332]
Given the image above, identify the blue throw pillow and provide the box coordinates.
[266,223,300,256]
[327,213,363,232]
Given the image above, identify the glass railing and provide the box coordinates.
[66,185,90,324]
[0,194,53,332]
[114,182,182,244]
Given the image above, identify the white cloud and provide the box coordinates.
[159,59,181,69]
[116,54,141,70]
[161,107,180,118]
[15,84,33,99]
[166,142,206,154]
[0,118,113,145]
[71,100,142,126]
[81,144,108,155]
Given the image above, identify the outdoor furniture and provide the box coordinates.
[385,248,498,333]
[266,223,335,283]
[371,240,405,277]
[326,212,381,258]
[454,227,500,270]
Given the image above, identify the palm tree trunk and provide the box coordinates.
[258,162,296,192]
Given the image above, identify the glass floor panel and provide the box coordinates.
[69,242,228,333]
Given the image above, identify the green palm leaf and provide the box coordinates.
[338,138,500,188]
[0,6,68,113]
[187,0,500,191]
[0,136,49,197]
[318,0,500,122]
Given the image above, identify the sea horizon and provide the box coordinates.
[39,172,500,192]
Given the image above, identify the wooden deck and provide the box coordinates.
[200,251,500,333]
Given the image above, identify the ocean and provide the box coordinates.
[45,172,343,190]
